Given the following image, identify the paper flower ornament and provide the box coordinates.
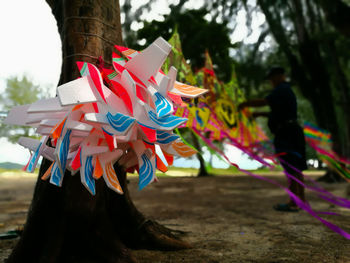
[5,37,207,195]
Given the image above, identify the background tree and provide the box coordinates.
[0,76,48,143]
[256,0,341,147]
[253,0,350,181]
[123,3,235,176]
[124,0,350,177]
[7,1,189,262]
[135,8,234,82]
[315,0,350,37]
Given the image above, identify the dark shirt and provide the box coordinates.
[265,81,297,133]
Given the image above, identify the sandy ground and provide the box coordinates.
[1,171,350,262]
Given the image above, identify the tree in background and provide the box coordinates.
[253,0,350,181]
[255,0,350,155]
[122,2,235,176]
[123,0,350,179]
[315,0,350,37]
[125,2,235,82]
[0,76,48,143]
[205,0,350,176]
[7,1,189,262]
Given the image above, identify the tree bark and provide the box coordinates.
[7,1,190,262]
[46,0,123,84]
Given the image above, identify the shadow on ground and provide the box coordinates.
[1,172,350,262]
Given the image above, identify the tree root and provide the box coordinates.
[129,219,192,250]
[6,160,192,263]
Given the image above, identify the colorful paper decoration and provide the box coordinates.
[304,122,350,180]
[4,37,208,194]
[167,31,268,150]
[165,30,350,239]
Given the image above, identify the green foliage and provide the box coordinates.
[0,76,42,109]
[0,76,48,143]
[128,6,235,82]
[121,0,350,162]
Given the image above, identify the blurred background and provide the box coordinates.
[0,0,349,173]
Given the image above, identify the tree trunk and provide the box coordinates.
[317,169,345,183]
[190,131,210,177]
[289,0,350,158]
[316,0,350,37]
[7,1,190,262]
[258,0,347,156]
[257,0,350,182]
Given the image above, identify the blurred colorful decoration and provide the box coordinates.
[4,29,350,239]
[4,37,207,194]
[304,122,350,181]
[166,30,350,179]
[215,98,237,128]
[166,30,269,165]
[165,30,350,239]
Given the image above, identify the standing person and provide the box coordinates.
[239,67,307,212]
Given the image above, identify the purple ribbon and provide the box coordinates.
[191,127,350,239]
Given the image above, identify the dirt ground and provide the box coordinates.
[1,171,350,263]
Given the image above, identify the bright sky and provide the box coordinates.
[0,0,262,169]
[0,0,61,165]
[0,0,62,91]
